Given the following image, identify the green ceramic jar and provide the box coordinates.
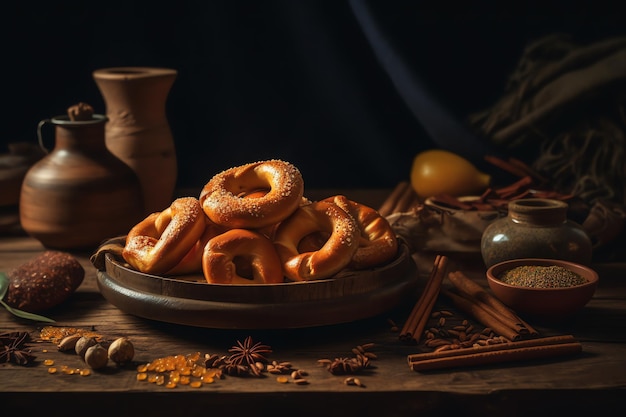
[480,198,593,268]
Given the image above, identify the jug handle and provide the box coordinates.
[37,119,52,154]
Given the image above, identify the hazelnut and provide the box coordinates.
[75,336,98,359]
[108,337,135,365]
[84,344,108,369]
[57,334,82,352]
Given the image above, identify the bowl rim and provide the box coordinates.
[486,258,599,292]
[424,195,500,213]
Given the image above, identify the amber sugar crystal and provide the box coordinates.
[137,352,208,389]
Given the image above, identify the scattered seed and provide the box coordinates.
[344,377,364,387]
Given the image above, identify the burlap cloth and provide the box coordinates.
[467,33,626,261]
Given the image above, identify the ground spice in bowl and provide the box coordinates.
[486,258,599,320]
[499,265,587,288]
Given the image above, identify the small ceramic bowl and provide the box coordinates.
[486,258,599,321]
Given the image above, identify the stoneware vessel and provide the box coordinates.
[0,143,46,208]
[486,258,599,321]
[481,198,593,268]
[0,143,46,233]
[93,67,178,214]
[19,109,144,250]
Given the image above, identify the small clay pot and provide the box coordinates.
[19,109,144,250]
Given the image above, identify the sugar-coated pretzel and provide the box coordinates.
[273,201,360,281]
[165,219,228,275]
[200,159,304,229]
[322,195,398,269]
[202,229,284,284]
[122,197,207,275]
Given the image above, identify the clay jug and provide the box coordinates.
[19,103,144,250]
[93,67,178,214]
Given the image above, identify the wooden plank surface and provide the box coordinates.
[2,188,626,416]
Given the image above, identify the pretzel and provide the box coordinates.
[200,159,304,229]
[273,201,360,281]
[122,197,207,275]
[165,219,228,275]
[322,195,398,269]
[202,228,284,284]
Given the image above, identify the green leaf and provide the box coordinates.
[0,271,56,323]
[0,300,56,323]
[0,272,8,299]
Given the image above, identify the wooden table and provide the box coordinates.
[1,189,625,416]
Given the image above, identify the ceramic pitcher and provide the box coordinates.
[93,67,178,214]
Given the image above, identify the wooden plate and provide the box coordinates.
[96,242,418,329]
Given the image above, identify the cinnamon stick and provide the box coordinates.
[379,181,411,217]
[507,157,548,184]
[399,255,441,340]
[447,271,538,337]
[441,288,521,341]
[493,175,533,198]
[400,255,448,343]
[408,334,581,371]
[409,334,577,362]
[391,183,419,214]
[484,155,532,179]
[407,190,422,213]
[429,194,475,210]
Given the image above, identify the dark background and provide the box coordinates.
[3,1,624,190]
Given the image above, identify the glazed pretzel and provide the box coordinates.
[273,201,360,281]
[202,228,284,284]
[322,195,398,269]
[200,159,304,229]
[122,197,208,275]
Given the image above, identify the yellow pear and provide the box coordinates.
[410,149,491,199]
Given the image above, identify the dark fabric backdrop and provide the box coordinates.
[3,1,623,189]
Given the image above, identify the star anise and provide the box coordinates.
[319,355,371,375]
[0,331,36,366]
[222,362,252,377]
[203,353,229,369]
[227,336,272,368]
[317,343,376,375]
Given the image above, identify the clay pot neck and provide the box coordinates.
[93,67,177,124]
[93,67,177,80]
[38,115,108,154]
[508,198,568,226]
